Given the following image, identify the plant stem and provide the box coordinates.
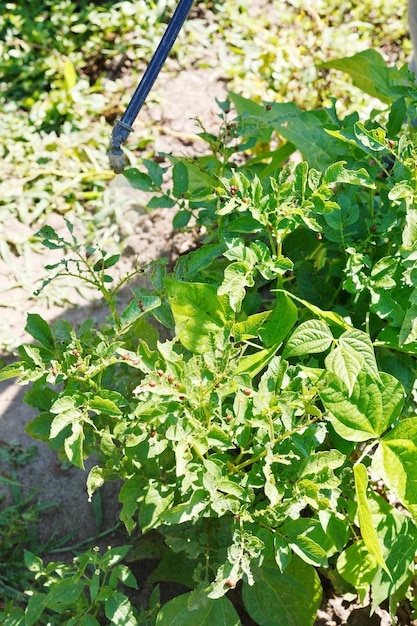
[232,415,322,472]
[47,522,123,555]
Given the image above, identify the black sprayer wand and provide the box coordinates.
[108,0,195,174]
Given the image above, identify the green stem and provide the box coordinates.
[47,522,123,554]
[74,248,122,329]
[231,415,322,473]
[354,440,378,466]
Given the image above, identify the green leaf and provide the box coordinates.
[337,541,378,604]
[259,292,298,347]
[266,105,345,170]
[322,161,375,188]
[174,244,224,280]
[232,311,272,342]
[24,550,43,572]
[101,545,132,569]
[320,49,401,104]
[25,313,55,351]
[339,329,381,382]
[207,425,233,448]
[26,412,54,442]
[34,225,67,249]
[172,161,189,198]
[386,97,407,136]
[139,483,175,532]
[0,361,27,381]
[50,410,80,439]
[325,344,363,396]
[403,208,417,250]
[283,319,333,358]
[88,396,122,417]
[372,417,417,520]
[81,613,100,625]
[24,387,57,411]
[289,535,328,567]
[124,168,155,191]
[232,344,278,377]
[276,290,351,330]
[63,58,77,91]
[105,591,137,625]
[367,493,417,612]
[147,194,176,209]
[354,122,387,152]
[50,395,78,414]
[320,372,404,442]
[87,465,105,499]
[376,326,417,354]
[354,463,389,575]
[399,304,417,345]
[150,548,196,589]
[144,159,165,187]
[218,262,254,312]
[173,209,192,229]
[388,181,415,202]
[217,478,250,502]
[242,557,321,626]
[281,518,336,563]
[64,422,85,469]
[25,593,48,626]
[168,155,217,191]
[102,254,120,269]
[301,450,345,476]
[18,344,43,368]
[45,577,85,608]
[119,477,145,534]
[165,279,232,353]
[160,490,208,525]
[110,564,138,590]
[156,592,240,626]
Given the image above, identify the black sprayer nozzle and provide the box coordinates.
[108,0,195,173]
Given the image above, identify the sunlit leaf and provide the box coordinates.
[354,463,389,575]
[320,372,404,442]
[283,319,333,357]
[242,557,321,626]
[156,592,240,625]
[372,417,417,521]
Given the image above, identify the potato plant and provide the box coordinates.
[2,50,417,624]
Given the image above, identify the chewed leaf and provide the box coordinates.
[322,161,375,188]
[218,261,254,312]
[0,361,28,382]
[64,422,85,469]
[283,319,333,358]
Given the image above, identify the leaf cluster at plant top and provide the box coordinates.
[2,49,417,624]
[0,0,410,271]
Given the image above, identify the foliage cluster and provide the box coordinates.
[2,50,417,624]
[0,0,409,267]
